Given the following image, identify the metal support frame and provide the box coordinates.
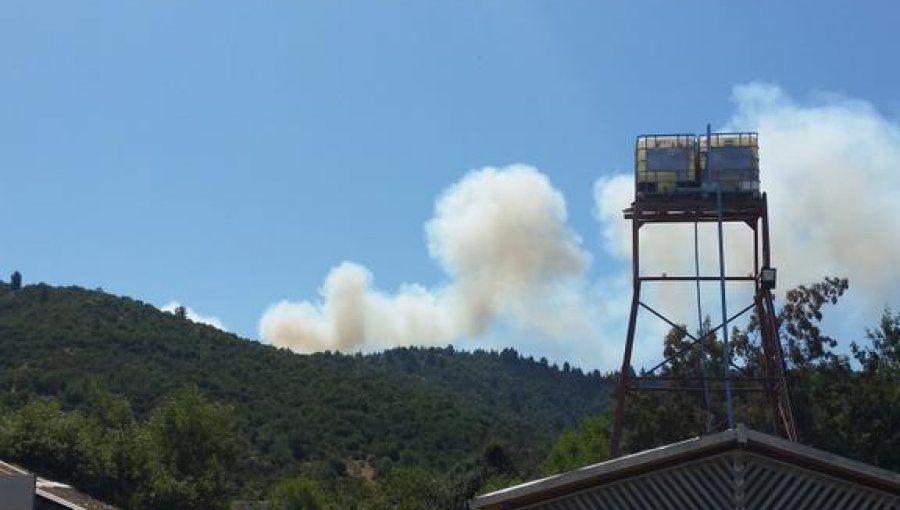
[609,192,797,457]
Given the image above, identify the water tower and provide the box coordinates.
[608,128,797,457]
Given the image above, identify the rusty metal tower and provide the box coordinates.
[608,129,797,457]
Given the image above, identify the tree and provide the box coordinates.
[10,271,21,290]
[542,413,611,475]
[852,308,900,373]
[270,476,329,510]
[776,277,849,366]
[370,467,449,510]
[133,386,237,510]
[472,442,522,497]
[0,398,81,475]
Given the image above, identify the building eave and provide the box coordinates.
[471,425,900,509]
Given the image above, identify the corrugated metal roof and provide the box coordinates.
[471,425,900,509]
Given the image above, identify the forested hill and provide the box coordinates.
[0,282,610,506]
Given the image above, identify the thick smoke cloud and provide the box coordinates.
[261,83,900,368]
[260,165,593,353]
[728,83,900,299]
[593,83,900,341]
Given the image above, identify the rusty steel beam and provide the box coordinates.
[609,191,797,457]
[609,200,642,458]
[640,276,756,282]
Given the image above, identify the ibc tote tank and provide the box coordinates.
[699,132,760,194]
[634,134,697,196]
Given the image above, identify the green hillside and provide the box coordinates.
[0,282,610,507]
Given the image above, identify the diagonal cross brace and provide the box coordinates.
[638,301,757,375]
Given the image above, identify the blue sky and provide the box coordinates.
[3,1,899,370]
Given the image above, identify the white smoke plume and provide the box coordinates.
[161,300,227,331]
[593,83,900,340]
[261,84,900,368]
[260,165,594,353]
[729,83,900,299]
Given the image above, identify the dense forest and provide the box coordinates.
[0,277,897,508]
[0,281,608,508]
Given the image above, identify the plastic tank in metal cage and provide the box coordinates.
[699,132,760,194]
[635,134,697,196]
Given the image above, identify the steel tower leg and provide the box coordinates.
[758,289,798,440]
[610,209,641,458]
[759,193,797,440]
[610,290,640,458]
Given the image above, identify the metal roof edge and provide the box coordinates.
[471,428,741,509]
[470,427,900,508]
[36,488,88,510]
[741,429,900,495]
